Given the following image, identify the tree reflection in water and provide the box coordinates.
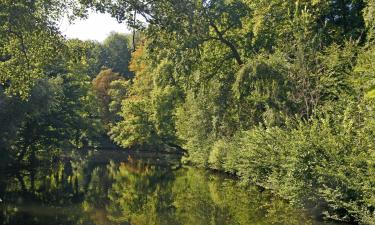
[0,152,340,225]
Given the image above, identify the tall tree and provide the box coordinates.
[0,0,68,98]
[103,32,133,77]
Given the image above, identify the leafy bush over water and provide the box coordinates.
[207,100,375,223]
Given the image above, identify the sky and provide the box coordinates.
[59,11,131,42]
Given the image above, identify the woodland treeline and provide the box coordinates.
[0,0,374,224]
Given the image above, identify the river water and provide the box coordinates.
[0,150,344,225]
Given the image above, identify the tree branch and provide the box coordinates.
[209,22,243,65]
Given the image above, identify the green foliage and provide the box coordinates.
[151,85,180,143]
[108,78,131,115]
[355,44,375,99]
[175,90,215,166]
[1,0,374,224]
[206,100,375,223]
[109,97,157,148]
[0,33,104,162]
[0,0,68,98]
[66,34,133,79]
[208,139,229,170]
[233,53,292,128]
[102,32,132,77]
[97,1,375,223]
[66,39,107,78]
[363,0,375,42]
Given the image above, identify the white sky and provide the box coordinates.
[59,11,131,42]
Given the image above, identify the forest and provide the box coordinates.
[0,0,374,224]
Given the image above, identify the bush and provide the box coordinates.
[208,139,228,170]
[208,100,374,224]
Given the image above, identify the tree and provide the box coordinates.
[109,97,157,148]
[103,32,133,77]
[92,69,123,125]
[79,0,251,65]
[66,39,108,78]
[0,0,67,98]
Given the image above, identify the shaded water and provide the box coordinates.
[0,151,343,225]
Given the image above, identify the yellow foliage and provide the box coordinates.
[129,41,146,73]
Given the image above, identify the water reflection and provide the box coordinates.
[0,152,340,225]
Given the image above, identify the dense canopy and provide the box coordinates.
[0,0,374,224]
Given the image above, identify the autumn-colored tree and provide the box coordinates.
[92,69,122,125]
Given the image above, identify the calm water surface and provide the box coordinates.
[0,151,343,225]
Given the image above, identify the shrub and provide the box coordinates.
[212,100,374,224]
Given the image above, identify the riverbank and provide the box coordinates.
[182,107,374,225]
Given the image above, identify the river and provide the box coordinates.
[0,150,346,225]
